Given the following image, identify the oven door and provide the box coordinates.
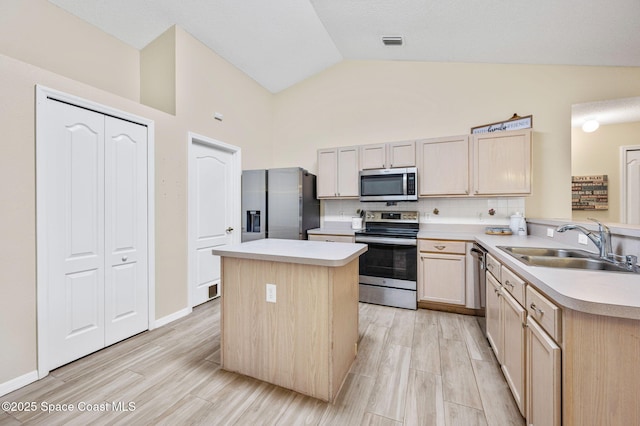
[355,236,417,290]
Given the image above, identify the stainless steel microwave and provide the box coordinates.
[359,167,418,202]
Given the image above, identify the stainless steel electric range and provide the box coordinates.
[355,211,419,310]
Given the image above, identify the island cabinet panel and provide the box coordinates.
[220,257,358,402]
[562,309,640,426]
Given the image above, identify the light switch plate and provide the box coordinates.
[547,228,554,237]
[266,283,276,303]
[578,234,589,245]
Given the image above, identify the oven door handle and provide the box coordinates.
[355,236,417,246]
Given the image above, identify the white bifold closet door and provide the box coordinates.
[43,99,148,370]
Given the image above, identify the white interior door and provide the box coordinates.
[42,99,149,370]
[44,100,106,369]
[104,116,148,345]
[189,135,241,307]
[624,148,640,224]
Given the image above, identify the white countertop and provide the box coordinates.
[418,230,478,241]
[212,239,367,267]
[476,234,640,320]
[308,227,356,236]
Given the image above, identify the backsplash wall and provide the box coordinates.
[322,197,526,225]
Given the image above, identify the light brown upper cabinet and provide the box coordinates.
[360,140,415,170]
[417,135,470,196]
[472,129,532,195]
[317,146,360,198]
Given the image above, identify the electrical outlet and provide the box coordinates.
[578,234,589,245]
[547,228,554,237]
[266,283,276,303]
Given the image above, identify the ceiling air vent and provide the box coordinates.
[382,36,403,46]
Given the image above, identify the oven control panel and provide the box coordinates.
[364,211,419,223]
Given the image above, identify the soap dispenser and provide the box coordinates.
[517,217,527,236]
[509,212,523,234]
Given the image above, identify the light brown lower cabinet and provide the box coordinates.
[418,252,466,305]
[418,239,466,306]
[526,316,561,426]
[485,272,503,363]
[501,290,526,417]
[485,254,560,424]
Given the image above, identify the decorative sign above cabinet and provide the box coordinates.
[471,114,533,134]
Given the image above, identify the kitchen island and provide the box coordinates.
[211,239,367,402]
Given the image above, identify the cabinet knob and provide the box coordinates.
[530,302,544,315]
[505,280,514,288]
[226,227,234,233]
[122,255,128,262]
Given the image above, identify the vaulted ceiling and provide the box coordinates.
[50,0,640,94]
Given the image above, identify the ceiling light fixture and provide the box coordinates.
[382,36,403,46]
[582,119,600,133]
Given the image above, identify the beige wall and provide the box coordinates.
[141,26,177,114]
[0,0,140,101]
[273,61,640,219]
[572,121,640,222]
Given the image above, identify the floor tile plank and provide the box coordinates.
[403,369,445,426]
[366,344,412,422]
[440,339,483,410]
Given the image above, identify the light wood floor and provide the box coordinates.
[1,300,524,425]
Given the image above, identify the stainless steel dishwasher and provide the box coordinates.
[470,243,488,332]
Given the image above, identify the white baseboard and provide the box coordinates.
[0,370,38,397]
[153,307,192,329]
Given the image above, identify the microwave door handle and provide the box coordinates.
[403,173,407,195]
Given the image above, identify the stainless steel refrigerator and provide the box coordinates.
[241,167,320,242]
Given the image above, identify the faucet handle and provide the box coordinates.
[626,255,638,268]
[587,217,609,232]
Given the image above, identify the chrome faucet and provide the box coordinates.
[556,218,612,259]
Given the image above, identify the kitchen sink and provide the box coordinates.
[499,246,594,258]
[516,255,634,272]
[497,246,639,274]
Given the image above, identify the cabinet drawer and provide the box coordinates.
[419,239,466,254]
[526,286,562,342]
[485,253,501,281]
[501,266,526,306]
[308,234,354,243]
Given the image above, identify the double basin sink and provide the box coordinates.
[498,246,639,274]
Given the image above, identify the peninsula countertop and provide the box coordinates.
[476,234,640,320]
[211,238,368,267]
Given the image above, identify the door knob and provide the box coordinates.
[226,227,234,233]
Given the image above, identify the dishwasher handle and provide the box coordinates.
[470,246,487,270]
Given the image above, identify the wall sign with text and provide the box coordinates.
[572,175,608,210]
[471,114,533,134]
